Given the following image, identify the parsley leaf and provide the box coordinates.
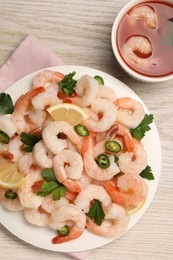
[41,168,57,182]
[130,114,154,141]
[0,93,14,115]
[20,132,41,152]
[58,72,76,96]
[88,200,105,226]
[37,168,67,200]
[140,165,154,180]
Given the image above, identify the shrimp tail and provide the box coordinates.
[52,228,83,244]
[63,179,81,193]
[0,151,14,160]
[124,134,134,152]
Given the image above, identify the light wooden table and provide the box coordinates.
[0,0,173,259]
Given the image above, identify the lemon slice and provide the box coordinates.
[128,198,146,216]
[0,161,24,189]
[47,103,89,126]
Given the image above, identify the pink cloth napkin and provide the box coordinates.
[0,33,90,260]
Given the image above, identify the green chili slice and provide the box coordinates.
[74,125,89,137]
[57,225,70,236]
[94,75,104,85]
[96,154,110,169]
[105,141,121,153]
[0,130,10,144]
[4,190,17,199]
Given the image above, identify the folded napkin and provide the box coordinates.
[0,33,90,260]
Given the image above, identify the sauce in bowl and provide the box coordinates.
[116,1,173,77]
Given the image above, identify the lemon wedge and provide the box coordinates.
[0,161,24,189]
[128,198,146,216]
[47,103,89,126]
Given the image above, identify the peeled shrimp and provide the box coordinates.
[76,172,93,190]
[12,87,44,133]
[41,195,69,214]
[31,84,61,111]
[53,150,83,192]
[115,98,145,128]
[42,121,83,154]
[93,138,123,158]
[122,36,154,66]
[118,139,147,175]
[33,140,53,168]
[18,170,43,209]
[129,5,157,29]
[24,207,50,227]
[82,98,117,132]
[32,70,64,89]
[0,115,17,137]
[74,184,112,213]
[74,75,99,107]
[82,136,120,181]
[106,122,134,152]
[0,188,24,211]
[97,85,117,102]
[18,153,34,176]
[8,135,23,162]
[49,204,86,244]
[28,110,47,131]
[86,203,129,237]
[103,174,147,209]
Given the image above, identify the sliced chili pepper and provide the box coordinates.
[4,190,17,199]
[96,154,110,169]
[74,125,89,137]
[105,140,121,153]
[57,225,70,236]
[0,130,10,144]
[94,75,104,85]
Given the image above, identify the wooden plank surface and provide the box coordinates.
[0,0,173,259]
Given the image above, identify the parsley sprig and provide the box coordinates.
[0,93,14,115]
[37,168,67,200]
[20,132,41,152]
[58,72,76,96]
[130,114,154,141]
[88,200,105,226]
[140,165,154,180]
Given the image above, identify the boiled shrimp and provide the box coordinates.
[0,115,17,137]
[53,150,83,192]
[129,5,157,29]
[82,136,120,181]
[118,138,147,175]
[41,195,69,214]
[75,171,93,190]
[106,122,134,152]
[86,203,129,237]
[0,188,24,211]
[18,153,35,176]
[82,98,117,132]
[93,138,123,158]
[32,70,64,89]
[115,97,145,128]
[97,85,117,102]
[74,75,99,107]
[12,87,44,133]
[8,135,23,162]
[49,204,86,244]
[31,84,61,111]
[24,207,50,227]
[103,174,147,209]
[27,110,47,131]
[33,140,53,168]
[18,169,43,209]
[42,121,83,154]
[122,36,156,66]
[74,184,112,213]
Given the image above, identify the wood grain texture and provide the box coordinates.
[0,0,173,259]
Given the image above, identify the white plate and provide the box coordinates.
[0,65,162,253]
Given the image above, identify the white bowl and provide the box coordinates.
[111,0,173,83]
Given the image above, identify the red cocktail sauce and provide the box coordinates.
[117,1,173,77]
